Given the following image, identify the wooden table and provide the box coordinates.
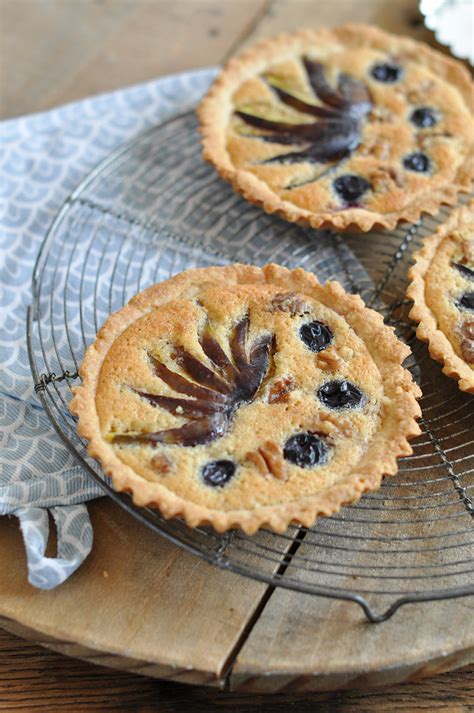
[1,1,473,710]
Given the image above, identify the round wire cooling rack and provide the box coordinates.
[28,111,474,623]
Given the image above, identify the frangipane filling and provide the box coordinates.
[96,285,384,510]
[425,221,474,365]
[227,47,471,214]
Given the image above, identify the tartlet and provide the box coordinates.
[199,24,473,232]
[71,264,422,534]
[408,201,474,393]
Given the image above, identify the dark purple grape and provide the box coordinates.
[333,174,371,203]
[403,153,430,172]
[410,107,438,128]
[202,460,236,487]
[283,432,330,468]
[452,262,474,280]
[458,292,474,311]
[371,63,402,83]
[318,380,364,409]
[299,321,333,352]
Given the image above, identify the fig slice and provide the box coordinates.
[199,324,239,382]
[174,346,233,395]
[230,314,250,371]
[113,413,228,447]
[135,391,228,418]
[115,313,276,448]
[149,355,227,402]
[236,60,371,172]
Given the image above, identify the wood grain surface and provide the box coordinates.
[0,500,277,686]
[1,0,473,710]
[1,627,473,712]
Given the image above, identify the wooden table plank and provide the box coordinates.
[231,588,474,692]
[1,627,473,712]
[0,500,276,685]
[0,0,268,119]
[238,0,451,51]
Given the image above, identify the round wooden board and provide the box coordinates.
[1,499,473,693]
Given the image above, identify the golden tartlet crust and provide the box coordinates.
[71,264,422,534]
[198,24,474,232]
[407,202,474,393]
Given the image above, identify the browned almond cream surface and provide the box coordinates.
[72,264,422,533]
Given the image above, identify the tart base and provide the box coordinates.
[72,264,421,533]
[407,202,474,394]
[199,24,473,233]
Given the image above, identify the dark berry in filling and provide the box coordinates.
[333,175,371,204]
[458,292,474,311]
[318,380,364,409]
[403,152,430,172]
[202,460,236,487]
[371,63,401,83]
[452,262,474,280]
[299,321,333,352]
[410,107,438,128]
[283,432,330,468]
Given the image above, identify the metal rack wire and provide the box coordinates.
[27,112,474,622]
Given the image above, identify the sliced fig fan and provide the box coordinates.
[236,59,372,164]
[113,315,274,448]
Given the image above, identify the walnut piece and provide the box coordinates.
[317,347,344,371]
[244,449,268,475]
[461,238,474,265]
[269,292,307,316]
[151,453,173,474]
[459,319,474,364]
[339,346,354,361]
[245,440,287,480]
[359,139,391,161]
[370,166,405,191]
[406,80,435,103]
[268,376,295,403]
[319,412,355,438]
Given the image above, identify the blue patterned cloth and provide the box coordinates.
[0,69,217,588]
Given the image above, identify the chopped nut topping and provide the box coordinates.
[460,238,474,265]
[260,441,287,479]
[244,449,268,475]
[317,347,344,371]
[459,319,474,363]
[319,411,355,438]
[308,419,337,436]
[370,166,405,191]
[359,139,391,161]
[245,440,287,479]
[339,346,354,361]
[406,80,435,103]
[151,454,173,474]
[461,320,474,339]
[268,376,295,403]
[269,292,307,315]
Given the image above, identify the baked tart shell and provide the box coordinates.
[72,264,422,533]
[407,202,474,393]
[198,24,473,232]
